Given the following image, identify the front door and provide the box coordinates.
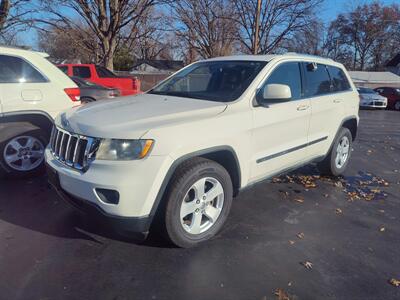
[250,61,311,181]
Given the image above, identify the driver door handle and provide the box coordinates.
[297,104,310,111]
[333,99,342,103]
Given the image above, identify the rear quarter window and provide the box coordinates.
[58,66,68,74]
[0,55,47,83]
[327,66,351,92]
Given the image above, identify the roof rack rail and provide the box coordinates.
[283,52,334,61]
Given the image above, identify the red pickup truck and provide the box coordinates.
[58,64,141,96]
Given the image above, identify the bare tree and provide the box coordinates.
[171,0,238,61]
[0,0,33,43]
[233,0,323,54]
[328,2,400,70]
[38,0,161,70]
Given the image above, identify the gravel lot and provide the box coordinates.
[0,110,399,300]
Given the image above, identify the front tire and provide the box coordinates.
[163,157,233,248]
[0,129,47,178]
[318,127,352,176]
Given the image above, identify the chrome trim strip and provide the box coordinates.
[256,136,328,164]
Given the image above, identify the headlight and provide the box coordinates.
[96,139,154,160]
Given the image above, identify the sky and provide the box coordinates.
[17,0,400,50]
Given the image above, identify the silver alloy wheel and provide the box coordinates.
[395,101,400,111]
[180,177,224,235]
[3,135,45,171]
[335,135,350,169]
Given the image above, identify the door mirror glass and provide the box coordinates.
[258,84,292,105]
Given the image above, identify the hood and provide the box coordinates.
[55,93,227,139]
[359,93,386,101]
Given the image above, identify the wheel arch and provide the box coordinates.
[149,146,242,222]
[0,110,54,141]
[342,116,358,141]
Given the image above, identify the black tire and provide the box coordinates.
[163,157,233,248]
[394,101,400,111]
[81,97,96,104]
[0,128,48,178]
[318,127,352,176]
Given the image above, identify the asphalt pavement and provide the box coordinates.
[0,110,399,300]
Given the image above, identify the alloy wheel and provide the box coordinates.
[3,135,45,171]
[335,135,350,169]
[180,177,224,235]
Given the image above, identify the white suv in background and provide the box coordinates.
[46,54,359,247]
[0,46,80,177]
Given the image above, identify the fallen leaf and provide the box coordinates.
[389,278,400,287]
[323,194,329,198]
[293,197,304,203]
[296,232,305,239]
[274,288,291,300]
[289,240,295,245]
[335,208,343,214]
[380,227,385,232]
[301,261,313,269]
[379,209,385,213]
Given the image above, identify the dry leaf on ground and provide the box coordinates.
[380,227,385,232]
[389,278,400,287]
[296,232,305,239]
[274,288,291,300]
[301,261,313,269]
[335,208,343,214]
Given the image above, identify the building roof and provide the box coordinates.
[348,71,400,84]
[386,53,400,67]
[131,59,184,71]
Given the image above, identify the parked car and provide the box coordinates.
[70,76,120,103]
[374,87,400,111]
[58,64,140,96]
[0,46,80,178]
[357,87,387,109]
[46,54,359,247]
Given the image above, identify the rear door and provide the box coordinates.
[250,61,311,181]
[304,63,348,158]
[0,54,48,114]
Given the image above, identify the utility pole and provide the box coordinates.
[253,0,262,54]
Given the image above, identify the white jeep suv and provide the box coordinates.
[45,54,359,247]
[0,46,80,177]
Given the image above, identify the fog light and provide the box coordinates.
[95,188,120,204]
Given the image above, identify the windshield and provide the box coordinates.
[357,87,376,94]
[148,60,267,102]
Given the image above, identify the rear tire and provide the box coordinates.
[395,101,400,111]
[163,157,233,248]
[0,128,47,178]
[318,127,352,176]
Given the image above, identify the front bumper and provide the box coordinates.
[47,163,152,233]
[45,147,172,223]
[360,101,387,108]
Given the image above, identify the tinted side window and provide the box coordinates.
[95,66,116,78]
[328,66,350,92]
[304,63,331,97]
[263,62,302,100]
[58,66,68,74]
[73,66,91,78]
[0,55,47,83]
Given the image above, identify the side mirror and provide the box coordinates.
[257,84,292,106]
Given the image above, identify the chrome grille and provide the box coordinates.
[50,126,99,171]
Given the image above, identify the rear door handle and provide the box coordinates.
[333,99,342,103]
[297,104,309,111]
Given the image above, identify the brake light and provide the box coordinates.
[64,88,80,102]
[132,78,140,91]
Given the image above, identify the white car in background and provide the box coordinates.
[0,46,80,178]
[357,87,387,109]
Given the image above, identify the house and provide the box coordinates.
[348,71,400,89]
[130,59,184,74]
[386,53,400,76]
